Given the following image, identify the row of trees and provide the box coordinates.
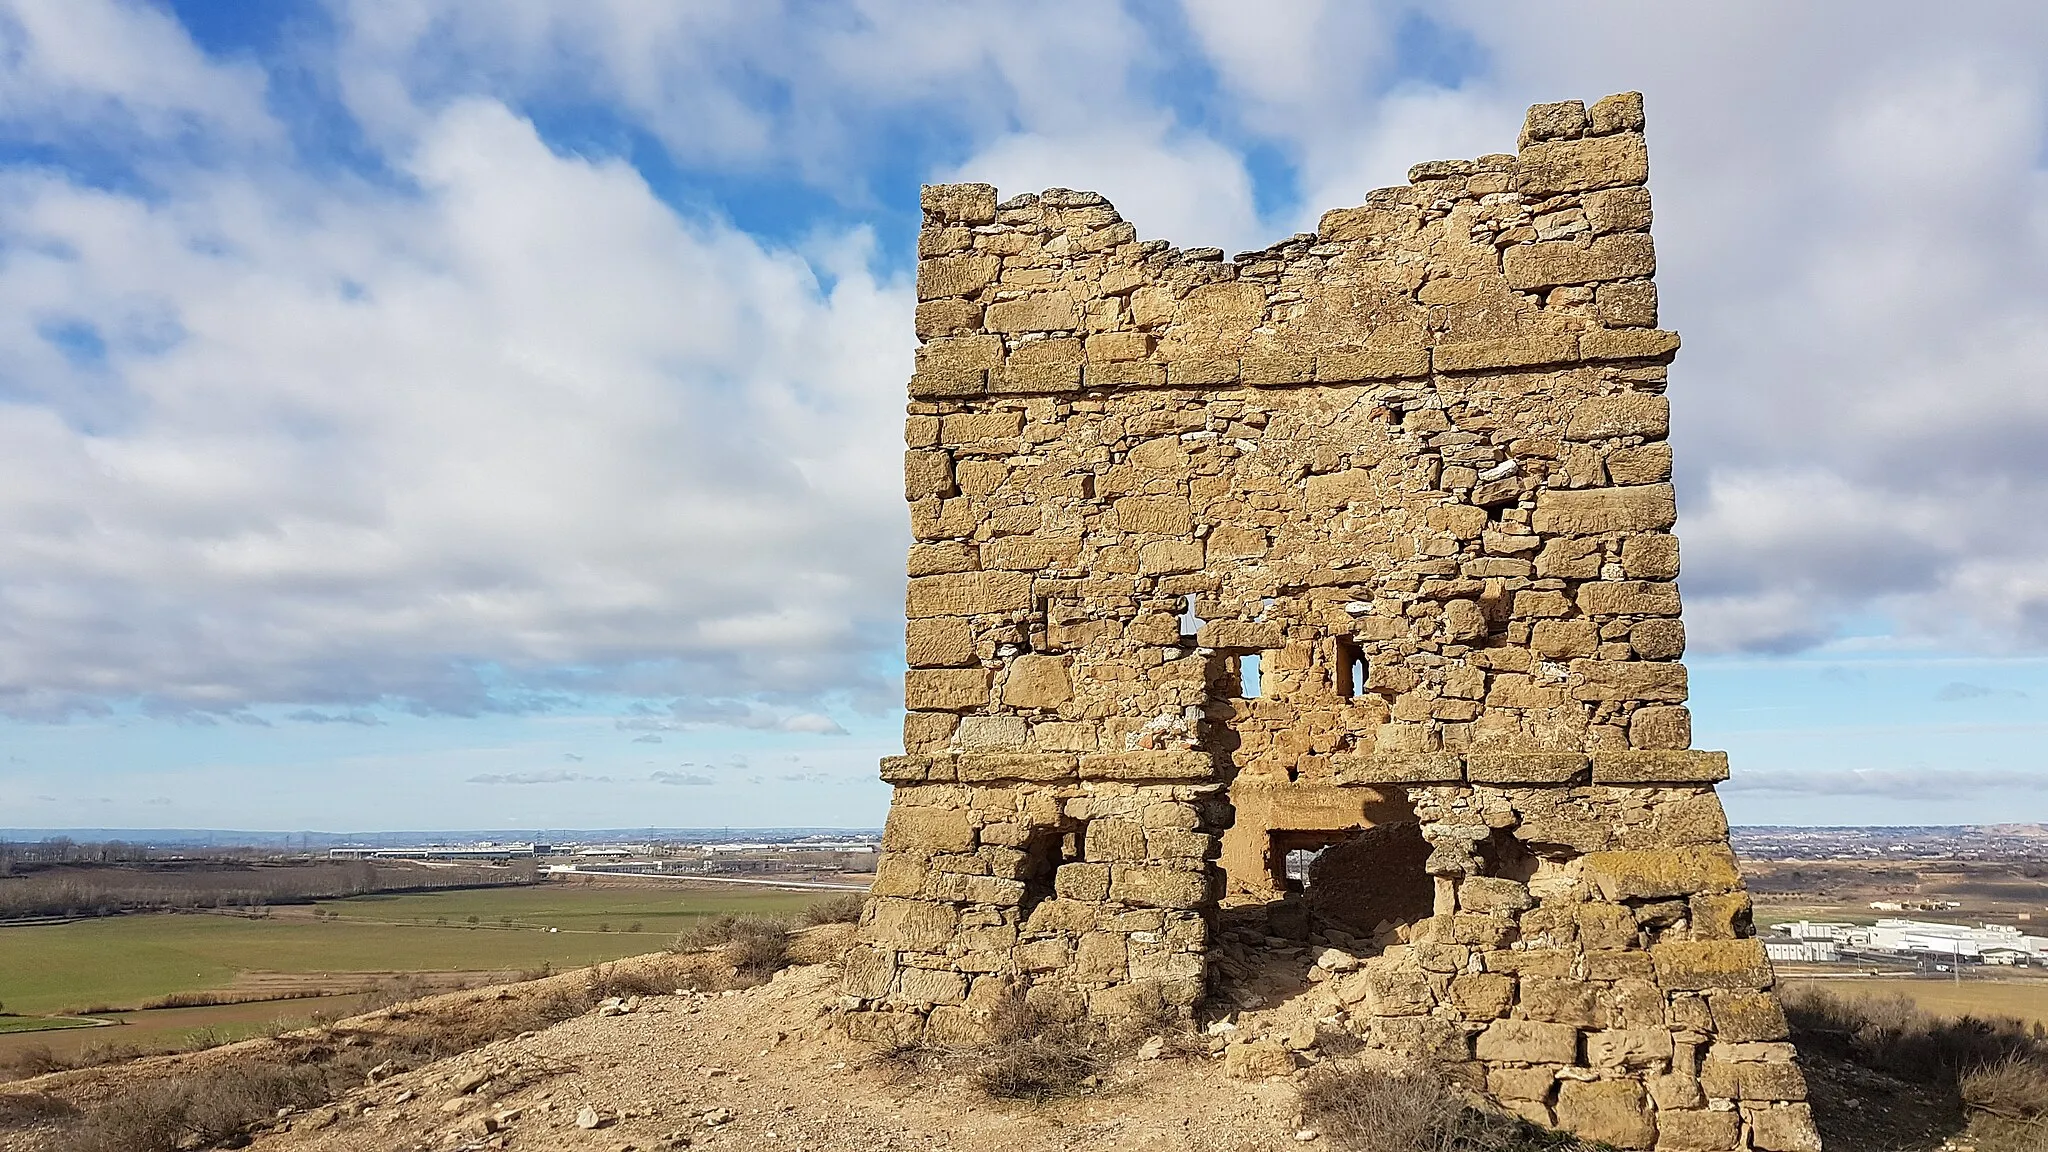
[0,858,537,920]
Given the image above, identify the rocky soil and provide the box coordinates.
[0,938,1967,1152]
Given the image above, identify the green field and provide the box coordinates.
[0,1015,100,1034]
[0,882,823,1016]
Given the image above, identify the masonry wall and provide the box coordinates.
[844,93,1820,1152]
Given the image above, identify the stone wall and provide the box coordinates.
[845,93,1819,1152]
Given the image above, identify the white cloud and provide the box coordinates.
[0,0,276,146]
[7,0,2048,750]
[0,87,909,717]
[1723,766,2048,800]
[945,123,1266,255]
[467,769,608,785]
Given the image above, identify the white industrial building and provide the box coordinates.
[1766,918,2048,964]
[1765,939,1839,962]
[1859,919,2048,960]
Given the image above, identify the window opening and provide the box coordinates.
[1284,845,1328,887]
[1179,594,1204,641]
[1335,638,1365,698]
[1301,822,1436,939]
[1239,653,1261,698]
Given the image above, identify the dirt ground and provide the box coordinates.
[245,963,1318,1152]
[0,943,1975,1152]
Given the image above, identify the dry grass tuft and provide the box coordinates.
[49,1064,337,1152]
[1298,1061,1596,1152]
[1783,987,2048,1084]
[671,915,792,978]
[585,959,691,1000]
[971,999,1102,1102]
[1963,1056,2048,1152]
[799,893,865,926]
[0,1090,78,1128]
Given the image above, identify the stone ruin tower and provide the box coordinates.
[843,93,1820,1152]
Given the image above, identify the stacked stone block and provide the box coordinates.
[848,93,1819,1152]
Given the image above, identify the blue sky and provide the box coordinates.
[3,1,2048,830]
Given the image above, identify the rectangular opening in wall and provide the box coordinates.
[1179,594,1204,642]
[1239,652,1261,698]
[1334,638,1365,699]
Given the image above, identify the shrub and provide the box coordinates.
[1297,1062,1592,1152]
[972,999,1100,1101]
[1783,987,2048,1084]
[49,1064,334,1152]
[1962,1055,2048,1152]
[800,893,865,926]
[0,1044,64,1081]
[0,1090,77,1128]
[671,915,792,977]
[585,961,686,1001]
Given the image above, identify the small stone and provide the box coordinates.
[576,1105,606,1130]
[1315,948,1360,972]
[1137,1035,1166,1060]
[702,1107,733,1126]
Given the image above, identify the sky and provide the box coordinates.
[2,1,2048,831]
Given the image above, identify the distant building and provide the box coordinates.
[1776,921,1854,943]
[1765,940,1838,963]
[1855,919,2048,961]
[327,844,534,861]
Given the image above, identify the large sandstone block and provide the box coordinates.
[1565,392,1669,440]
[1078,750,1214,782]
[1531,484,1677,535]
[1002,655,1073,709]
[1568,659,1688,703]
[1114,494,1193,535]
[1330,751,1464,784]
[1432,335,1576,373]
[1197,620,1285,649]
[1581,327,1681,361]
[953,753,1078,783]
[1708,991,1790,1042]
[1578,580,1681,616]
[1475,1019,1578,1063]
[1223,1039,1296,1080]
[906,617,974,667]
[868,898,960,952]
[915,254,998,301]
[905,571,1033,617]
[1651,939,1774,991]
[1553,1080,1656,1149]
[991,337,1083,393]
[840,945,899,1004]
[920,183,997,224]
[1583,846,1741,900]
[1653,1109,1740,1151]
[897,967,967,1005]
[1108,864,1207,910]
[1593,750,1728,783]
[903,668,992,711]
[910,334,1003,397]
[882,806,975,853]
[1464,751,1588,784]
[985,292,1079,333]
[1748,1104,1822,1152]
[1517,132,1650,195]
[1315,347,1429,382]
[1503,233,1656,289]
